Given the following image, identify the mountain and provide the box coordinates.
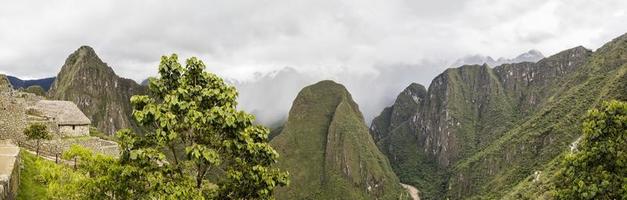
[371,33,627,199]
[270,80,408,199]
[506,49,544,63]
[48,46,146,135]
[6,76,55,91]
[140,78,150,86]
[369,83,448,199]
[450,49,544,67]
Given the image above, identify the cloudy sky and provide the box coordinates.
[1,0,626,124]
[1,0,626,81]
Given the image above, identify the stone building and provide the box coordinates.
[27,100,91,137]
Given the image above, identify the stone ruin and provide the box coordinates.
[26,100,91,138]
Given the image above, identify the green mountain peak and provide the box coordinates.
[48,46,146,135]
[271,80,407,199]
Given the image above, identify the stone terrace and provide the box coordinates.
[0,140,20,200]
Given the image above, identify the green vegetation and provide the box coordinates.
[382,122,448,199]
[271,80,407,199]
[503,101,627,200]
[449,33,627,199]
[121,54,288,199]
[368,33,627,199]
[18,54,288,199]
[89,127,117,141]
[553,100,627,199]
[23,123,51,156]
[17,150,85,200]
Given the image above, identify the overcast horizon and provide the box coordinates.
[2,0,626,81]
[2,0,627,124]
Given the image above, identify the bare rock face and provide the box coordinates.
[0,75,11,93]
[48,46,146,135]
[370,83,426,143]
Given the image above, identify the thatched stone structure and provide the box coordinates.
[27,100,91,137]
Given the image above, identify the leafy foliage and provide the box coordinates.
[553,100,627,199]
[127,55,287,199]
[118,54,287,199]
[22,54,288,200]
[23,123,51,155]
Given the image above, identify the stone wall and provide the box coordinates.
[59,125,89,137]
[0,140,20,200]
[21,137,119,158]
[0,91,42,142]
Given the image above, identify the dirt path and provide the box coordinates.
[401,183,420,200]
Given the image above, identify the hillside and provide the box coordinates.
[48,46,146,135]
[270,80,408,199]
[370,33,627,199]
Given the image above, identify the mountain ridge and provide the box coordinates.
[48,46,146,135]
[450,49,545,68]
[369,33,626,199]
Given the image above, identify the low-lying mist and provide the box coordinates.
[231,61,445,127]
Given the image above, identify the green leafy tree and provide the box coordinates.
[24,123,52,155]
[553,100,627,199]
[43,54,288,199]
[120,54,287,199]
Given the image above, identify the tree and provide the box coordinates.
[24,123,52,156]
[88,54,288,199]
[553,100,627,199]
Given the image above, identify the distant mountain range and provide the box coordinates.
[6,76,56,91]
[449,49,544,67]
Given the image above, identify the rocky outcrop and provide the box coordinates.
[48,46,146,135]
[0,75,11,93]
[370,83,426,143]
[0,140,20,200]
[271,80,406,199]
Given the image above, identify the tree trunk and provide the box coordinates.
[36,139,40,156]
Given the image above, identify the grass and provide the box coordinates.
[17,149,86,200]
[17,150,52,200]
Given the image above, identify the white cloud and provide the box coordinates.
[1,0,626,123]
